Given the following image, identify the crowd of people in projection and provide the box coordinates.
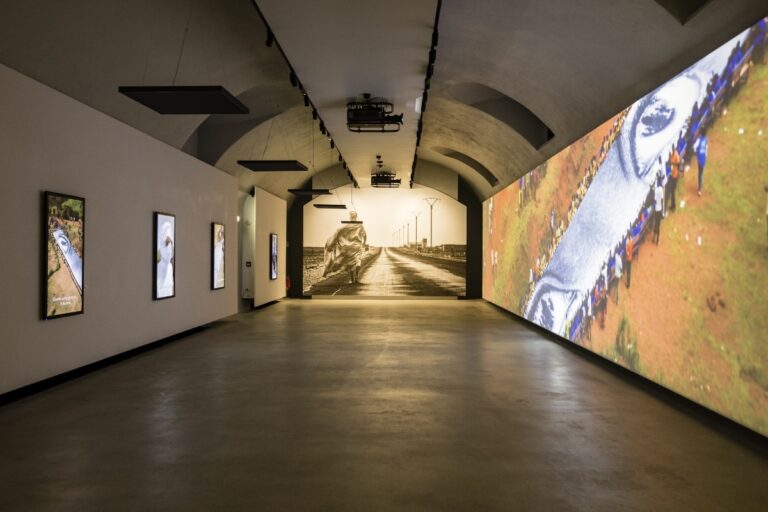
[515,112,629,311]
[46,195,85,317]
[564,25,766,343]
[485,17,767,435]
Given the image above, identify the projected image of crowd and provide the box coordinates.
[485,18,768,437]
[566,26,766,345]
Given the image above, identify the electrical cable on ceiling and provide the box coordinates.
[260,119,275,159]
[172,2,195,85]
[248,0,359,190]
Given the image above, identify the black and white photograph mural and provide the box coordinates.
[153,212,175,300]
[303,185,466,296]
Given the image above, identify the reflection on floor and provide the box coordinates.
[0,300,765,511]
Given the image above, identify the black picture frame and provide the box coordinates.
[269,233,278,280]
[153,212,176,300]
[211,222,225,290]
[42,191,85,320]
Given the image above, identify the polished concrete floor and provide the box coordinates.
[0,300,766,511]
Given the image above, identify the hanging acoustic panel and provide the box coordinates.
[288,189,332,196]
[238,160,308,172]
[118,86,249,114]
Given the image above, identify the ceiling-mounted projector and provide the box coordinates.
[347,94,403,132]
[371,170,401,188]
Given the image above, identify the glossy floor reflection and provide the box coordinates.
[0,300,765,511]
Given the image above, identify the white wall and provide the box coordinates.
[240,193,256,302]
[251,187,287,307]
[0,63,238,394]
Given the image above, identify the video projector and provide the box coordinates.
[370,171,401,188]
[347,97,403,133]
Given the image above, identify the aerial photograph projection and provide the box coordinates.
[154,212,176,299]
[484,19,768,436]
[304,185,466,296]
[45,191,84,318]
[212,222,225,290]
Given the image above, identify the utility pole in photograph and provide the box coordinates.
[424,197,440,248]
[411,211,421,250]
[406,222,410,248]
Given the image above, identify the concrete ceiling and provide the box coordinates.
[0,0,765,200]
[425,0,767,194]
[256,0,437,186]
[0,0,297,150]
[215,105,343,196]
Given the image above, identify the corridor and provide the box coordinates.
[0,300,765,511]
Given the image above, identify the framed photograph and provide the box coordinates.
[211,222,225,290]
[269,233,278,280]
[153,212,176,300]
[43,191,85,319]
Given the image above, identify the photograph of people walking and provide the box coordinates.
[304,185,466,296]
[484,18,768,436]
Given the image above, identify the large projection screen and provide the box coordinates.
[153,212,176,300]
[43,191,85,319]
[484,18,767,436]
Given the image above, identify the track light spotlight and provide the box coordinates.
[303,94,309,107]
[289,72,298,87]
[432,31,438,48]
[330,140,335,149]
[319,122,326,134]
[312,109,317,120]
[266,31,274,47]
[338,155,343,162]
[429,48,436,64]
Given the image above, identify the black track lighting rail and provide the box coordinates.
[250,1,359,189]
[409,0,443,188]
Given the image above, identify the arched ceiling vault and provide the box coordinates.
[215,106,349,199]
[0,0,300,151]
[0,0,765,200]
[423,0,767,194]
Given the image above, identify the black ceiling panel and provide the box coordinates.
[238,160,308,172]
[118,86,249,114]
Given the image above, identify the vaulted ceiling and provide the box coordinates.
[0,0,765,200]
